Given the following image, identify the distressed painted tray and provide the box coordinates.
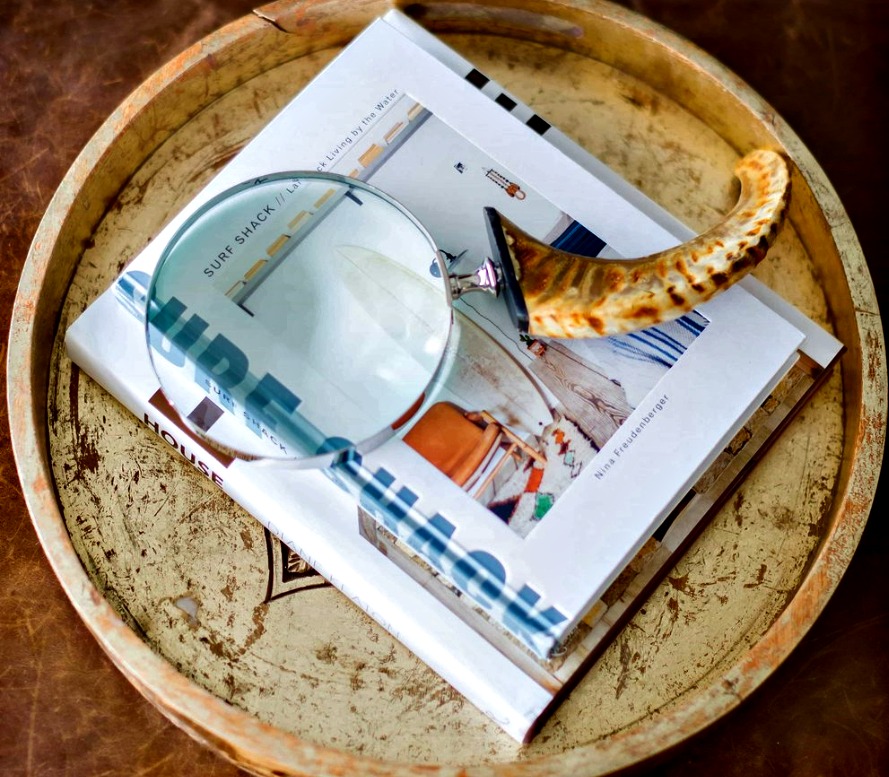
[8,0,885,774]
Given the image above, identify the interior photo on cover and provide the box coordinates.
[220,93,710,537]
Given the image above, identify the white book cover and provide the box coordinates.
[65,12,840,741]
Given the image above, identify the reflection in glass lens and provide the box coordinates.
[146,173,452,464]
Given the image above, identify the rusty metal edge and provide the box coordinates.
[6,0,886,775]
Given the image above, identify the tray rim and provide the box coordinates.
[7,0,886,774]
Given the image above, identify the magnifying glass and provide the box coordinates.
[146,151,789,467]
[146,172,497,467]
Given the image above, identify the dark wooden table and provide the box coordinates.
[2,1,886,774]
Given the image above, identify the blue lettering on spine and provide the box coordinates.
[360,466,395,502]
[245,373,300,430]
[404,513,456,571]
[503,584,568,641]
[379,486,419,532]
[451,550,506,608]
[148,296,209,367]
[318,437,354,456]
[195,334,249,389]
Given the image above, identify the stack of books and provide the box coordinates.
[66,10,841,742]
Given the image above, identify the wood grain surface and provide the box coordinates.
[1,1,887,775]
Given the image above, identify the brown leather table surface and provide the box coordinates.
[1,1,886,774]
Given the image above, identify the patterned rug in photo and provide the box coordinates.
[487,413,598,537]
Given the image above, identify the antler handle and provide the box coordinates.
[485,149,791,338]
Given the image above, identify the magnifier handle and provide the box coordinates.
[448,256,501,300]
[482,149,790,338]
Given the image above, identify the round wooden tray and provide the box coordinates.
[8,0,885,774]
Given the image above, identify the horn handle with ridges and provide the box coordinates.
[487,149,791,338]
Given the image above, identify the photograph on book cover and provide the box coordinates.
[323,94,712,539]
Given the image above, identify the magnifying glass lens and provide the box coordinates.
[146,173,452,465]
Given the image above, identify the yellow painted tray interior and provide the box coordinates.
[10,0,884,775]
